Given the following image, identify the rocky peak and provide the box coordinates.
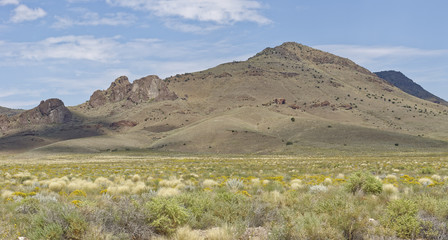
[106,76,132,102]
[89,75,177,108]
[0,98,72,132]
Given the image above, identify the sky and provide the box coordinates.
[1,0,448,109]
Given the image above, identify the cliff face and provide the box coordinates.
[88,75,177,108]
[0,98,72,132]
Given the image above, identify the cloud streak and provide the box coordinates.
[106,0,271,25]
[0,0,18,6]
[315,44,448,66]
[53,11,136,28]
[10,4,47,23]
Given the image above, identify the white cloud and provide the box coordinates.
[53,12,136,28]
[5,35,119,62]
[10,4,47,23]
[106,0,271,25]
[0,0,19,6]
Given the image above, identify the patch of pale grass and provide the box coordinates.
[383,184,399,196]
[174,226,204,240]
[159,177,182,188]
[94,177,113,189]
[206,226,235,240]
[48,181,66,192]
[250,178,260,185]
[1,190,13,199]
[132,181,147,194]
[157,187,180,197]
[67,178,100,192]
[419,178,434,186]
[107,185,131,195]
[323,178,332,186]
[431,174,441,182]
[336,173,345,179]
[385,174,397,181]
[202,179,219,188]
[262,190,284,205]
[131,174,141,182]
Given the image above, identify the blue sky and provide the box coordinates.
[1,0,447,109]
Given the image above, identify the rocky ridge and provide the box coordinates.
[88,75,177,108]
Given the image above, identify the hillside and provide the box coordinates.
[1,42,447,154]
[375,70,448,106]
[0,106,24,117]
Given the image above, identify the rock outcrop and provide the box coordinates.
[89,75,177,108]
[0,98,72,132]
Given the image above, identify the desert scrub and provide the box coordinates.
[345,171,382,195]
[384,199,421,239]
[145,197,189,235]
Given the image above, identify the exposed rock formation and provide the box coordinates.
[0,98,72,132]
[89,75,177,108]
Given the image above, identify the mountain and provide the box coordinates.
[375,70,448,106]
[1,42,447,154]
[0,106,24,117]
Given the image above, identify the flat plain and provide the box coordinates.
[1,150,448,239]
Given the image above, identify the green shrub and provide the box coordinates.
[384,199,421,239]
[29,222,64,240]
[26,202,87,240]
[345,171,382,195]
[64,211,87,240]
[145,197,189,235]
[421,167,435,174]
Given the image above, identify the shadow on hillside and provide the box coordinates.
[0,113,116,153]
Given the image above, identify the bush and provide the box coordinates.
[384,199,421,239]
[345,172,382,195]
[26,203,88,240]
[145,197,189,235]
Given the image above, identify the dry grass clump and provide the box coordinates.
[202,179,219,188]
[206,226,235,240]
[383,184,399,200]
[157,187,180,197]
[94,177,113,189]
[174,226,204,240]
[250,178,261,185]
[107,185,131,195]
[385,174,397,181]
[67,178,100,192]
[431,174,442,182]
[1,190,13,199]
[131,174,141,182]
[290,179,304,190]
[418,178,434,186]
[323,178,332,186]
[48,180,67,192]
[159,177,183,188]
[132,181,147,194]
[336,173,345,179]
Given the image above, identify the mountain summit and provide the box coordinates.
[1,42,447,153]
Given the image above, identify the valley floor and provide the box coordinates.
[0,151,447,239]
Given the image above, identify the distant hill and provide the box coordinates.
[1,42,447,154]
[375,70,448,106]
[0,106,24,117]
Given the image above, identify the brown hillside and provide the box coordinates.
[2,42,447,154]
